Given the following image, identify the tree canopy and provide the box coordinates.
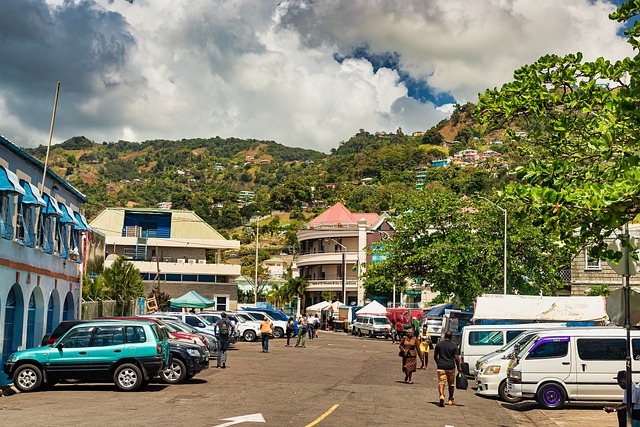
[367,191,569,305]
[476,1,640,258]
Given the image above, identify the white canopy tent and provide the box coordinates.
[305,300,331,314]
[322,301,343,313]
[356,300,387,316]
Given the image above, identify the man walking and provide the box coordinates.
[434,331,461,407]
[260,316,273,353]
[215,312,233,368]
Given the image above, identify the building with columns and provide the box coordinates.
[296,203,392,306]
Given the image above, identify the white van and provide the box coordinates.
[475,328,565,402]
[460,323,567,376]
[507,327,640,409]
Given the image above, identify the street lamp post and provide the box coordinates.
[325,238,347,304]
[254,212,259,305]
[473,195,507,295]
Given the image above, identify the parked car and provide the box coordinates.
[159,340,209,384]
[351,314,391,338]
[507,327,640,409]
[241,307,299,334]
[100,317,210,384]
[200,311,260,342]
[460,323,567,376]
[4,320,170,392]
[236,311,287,338]
[475,329,562,403]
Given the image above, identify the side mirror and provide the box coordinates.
[55,342,64,349]
[198,323,205,328]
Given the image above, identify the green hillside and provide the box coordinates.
[25,103,515,234]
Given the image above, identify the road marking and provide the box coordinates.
[212,413,266,427]
[305,404,340,427]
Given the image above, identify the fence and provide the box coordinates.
[81,298,137,319]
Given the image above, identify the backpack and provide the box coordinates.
[219,320,229,335]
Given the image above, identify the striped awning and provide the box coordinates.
[59,203,80,225]
[19,180,46,206]
[0,165,26,196]
[42,193,63,216]
[73,211,91,231]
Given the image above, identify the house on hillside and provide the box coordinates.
[90,208,241,310]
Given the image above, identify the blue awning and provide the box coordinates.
[19,180,46,206]
[42,193,63,217]
[59,203,80,225]
[73,211,91,231]
[0,165,26,196]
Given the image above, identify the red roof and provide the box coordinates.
[308,202,379,226]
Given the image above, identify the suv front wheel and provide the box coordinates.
[114,363,143,391]
[13,364,43,392]
[272,327,284,339]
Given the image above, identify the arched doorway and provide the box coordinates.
[2,285,25,364]
[25,287,44,349]
[26,293,36,348]
[62,292,75,321]
[46,289,61,334]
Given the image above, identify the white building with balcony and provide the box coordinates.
[296,203,392,306]
[90,208,241,311]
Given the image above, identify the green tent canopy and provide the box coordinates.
[169,290,215,309]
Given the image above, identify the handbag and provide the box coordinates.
[456,372,468,390]
[398,349,404,357]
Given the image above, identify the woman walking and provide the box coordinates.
[295,316,308,348]
[285,316,295,347]
[419,325,432,370]
[399,326,422,384]
[260,316,273,353]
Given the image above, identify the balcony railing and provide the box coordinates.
[306,279,359,291]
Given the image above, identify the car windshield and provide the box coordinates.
[198,316,212,326]
[236,314,254,321]
[496,331,534,353]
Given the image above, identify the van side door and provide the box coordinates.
[521,336,573,397]
[575,337,626,400]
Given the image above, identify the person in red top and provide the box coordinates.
[396,321,404,340]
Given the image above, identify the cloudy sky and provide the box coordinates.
[0,0,634,153]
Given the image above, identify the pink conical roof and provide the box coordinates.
[308,202,379,226]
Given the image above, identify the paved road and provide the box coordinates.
[0,331,618,426]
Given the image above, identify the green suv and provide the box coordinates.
[3,320,170,392]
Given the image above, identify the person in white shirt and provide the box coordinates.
[604,370,640,427]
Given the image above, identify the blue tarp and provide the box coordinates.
[19,180,45,206]
[0,165,25,195]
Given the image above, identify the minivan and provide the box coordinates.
[507,327,640,409]
[352,315,391,338]
[460,323,567,376]
[475,328,565,402]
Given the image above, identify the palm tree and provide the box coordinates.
[103,256,145,315]
[284,277,307,312]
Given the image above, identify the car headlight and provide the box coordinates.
[484,365,501,375]
[187,349,201,357]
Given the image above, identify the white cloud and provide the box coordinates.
[0,0,634,152]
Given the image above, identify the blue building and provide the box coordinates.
[0,136,89,384]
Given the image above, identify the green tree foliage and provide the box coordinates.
[102,256,145,313]
[476,1,640,258]
[368,191,568,304]
[82,274,105,300]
